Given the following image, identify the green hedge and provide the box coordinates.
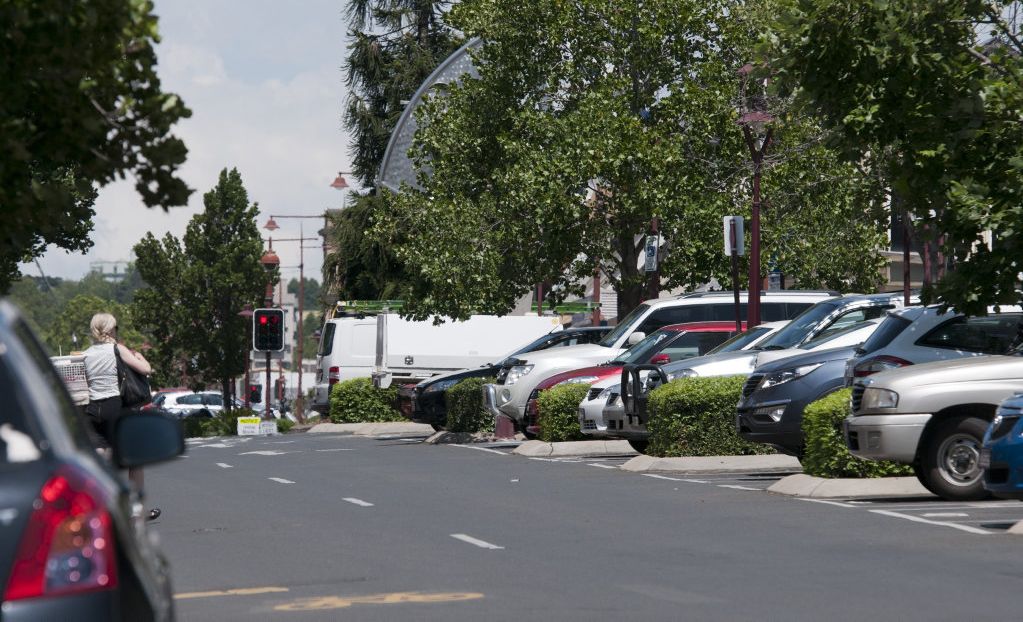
[445,377,494,434]
[802,388,913,478]
[538,384,590,442]
[647,375,773,457]
[329,378,403,423]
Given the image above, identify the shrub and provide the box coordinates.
[537,383,590,443]
[200,407,259,437]
[647,375,773,457]
[802,388,913,478]
[182,415,206,438]
[445,377,494,434]
[276,417,295,433]
[329,378,402,423]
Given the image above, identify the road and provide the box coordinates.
[148,431,1023,621]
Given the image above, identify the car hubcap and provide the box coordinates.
[938,433,981,486]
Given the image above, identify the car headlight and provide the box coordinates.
[423,378,459,394]
[861,387,899,409]
[596,384,620,402]
[668,368,698,381]
[556,375,599,387]
[760,363,823,390]
[504,364,534,386]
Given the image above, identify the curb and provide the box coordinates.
[512,440,638,458]
[621,454,802,474]
[307,422,435,436]
[767,473,934,499]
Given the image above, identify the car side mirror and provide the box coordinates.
[627,332,646,346]
[111,412,185,469]
[650,354,671,365]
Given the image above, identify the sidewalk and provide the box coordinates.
[307,422,435,436]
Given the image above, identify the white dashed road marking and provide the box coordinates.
[216,463,232,469]
[238,450,298,456]
[268,478,295,484]
[923,512,970,518]
[315,448,355,452]
[342,498,374,507]
[450,534,505,550]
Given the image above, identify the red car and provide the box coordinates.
[523,322,744,436]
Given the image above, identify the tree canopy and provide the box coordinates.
[0,0,191,291]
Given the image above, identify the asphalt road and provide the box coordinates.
[147,432,1023,621]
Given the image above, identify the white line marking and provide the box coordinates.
[265,441,296,444]
[216,463,232,469]
[642,474,710,484]
[450,534,504,550]
[342,498,374,507]
[718,485,759,491]
[268,478,295,484]
[869,509,992,535]
[923,513,969,518]
[798,498,857,508]
[448,445,508,456]
[528,457,564,462]
[238,450,298,456]
[589,463,618,469]
[315,448,355,452]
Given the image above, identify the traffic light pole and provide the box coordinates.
[265,351,272,421]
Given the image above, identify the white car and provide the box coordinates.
[845,305,1023,383]
[150,390,280,419]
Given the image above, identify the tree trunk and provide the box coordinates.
[615,232,646,321]
[222,378,232,413]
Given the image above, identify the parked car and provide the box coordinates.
[845,355,1023,500]
[578,321,790,441]
[150,390,226,419]
[0,300,183,620]
[483,290,837,432]
[845,305,1023,383]
[521,322,743,436]
[407,326,611,429]
[982,392,1023,499]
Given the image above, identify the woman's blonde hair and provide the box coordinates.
[90,313,117,344]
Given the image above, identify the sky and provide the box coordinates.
[22,0,356,286]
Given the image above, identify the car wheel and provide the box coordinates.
[918,416,990,501]
[627,439,648,454]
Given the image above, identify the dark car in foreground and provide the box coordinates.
[408,326,611,429]
[982,392,1023,499]
[0,300,184,620]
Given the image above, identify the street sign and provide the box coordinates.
[237,417,261,435]
[723,216,745,256]
[644,235,659,272]
[253,308,285,351]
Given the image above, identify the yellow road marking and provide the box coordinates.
[175,586,290,600]
[275,591,484,611]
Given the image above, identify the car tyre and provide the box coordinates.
[627,439,649,454]
[918,416,990,501]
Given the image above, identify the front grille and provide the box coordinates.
[742,374,764,399]
[587,387,603,401]
[851,384,865,413]
[582,420,596,430]
[989,415,1020,441]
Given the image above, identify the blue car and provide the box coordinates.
[982,393,1023,500]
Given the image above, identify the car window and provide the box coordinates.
[706,326,771,354]
[599,304,650,347]
[612,331,675,364]
[318,322,336,356]
[759,301,842,349]
[153,393,167,406]
[658,332,731,362]
[800,319,877,350]
[919,313,1023,354]
[204,394,224,406]
[0,349,43,466]
[859,313,914,355]
[177,393,204,406]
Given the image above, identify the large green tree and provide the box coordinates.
[133,169,268,397]
[378,0,888,321]
[46,294,146,356]
[768,0,1023,314]
[0,0,191,291]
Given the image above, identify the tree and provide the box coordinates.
[287,277,322,310]
[767,0,1023,314]
[378,0,889,321]
[0,0,191,291]
[46,294,146,356]
[133,169,269,397]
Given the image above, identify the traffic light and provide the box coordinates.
[249,384,262,403]
[253,308,285,351]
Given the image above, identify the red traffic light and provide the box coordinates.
[253,308,285,351]
[259,316,269,325]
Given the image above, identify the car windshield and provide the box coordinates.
[756,300,841,350]
[610,330,675,364]
[705,326,770,355]
[798,319,876,350]
[598,303,650,347]
[0,350,43,468]
[858,312,915,355]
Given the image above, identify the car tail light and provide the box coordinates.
[4,466,118,601]
[853,355,913,378]
[328,366,340,388]
[649,354,670,365]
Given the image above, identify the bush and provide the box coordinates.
[647,376,773,457]
[200,407,260,437]
[329,378,402,423]
[802,388,913,478]
[445,377,494,434]
[182,415,206,438]
[537,384,590,442]
[276,417,295,433]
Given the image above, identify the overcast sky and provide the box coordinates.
[22,0,355,286]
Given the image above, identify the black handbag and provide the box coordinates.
[114,344,152,408]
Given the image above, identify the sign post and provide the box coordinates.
[723,216,745,333]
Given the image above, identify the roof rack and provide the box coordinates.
[531,301,601,314]
[329,300,404,319]
[674,289,842,299]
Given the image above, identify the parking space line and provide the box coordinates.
[176,586,289,600]
[589,463,618,469]
[315,448,355,452]
[268,477,295,484]
[718,485,760,491]
[343,497,374,507]
[799,499,857,509]
[923,513,969,518]
[216,463,232,469]
[642,474,710,484]
[449,445,509,456]
[450,534,505,550]
[869,510,993,535]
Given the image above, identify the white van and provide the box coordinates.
[311,313,563,414]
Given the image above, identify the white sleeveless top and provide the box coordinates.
[84,343,120,401]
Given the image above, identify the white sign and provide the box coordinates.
[259,420,279,436]
[237,417,261,436]
[644,235,659,273]
[723,216,745,256]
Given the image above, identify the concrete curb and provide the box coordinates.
[621,454,802,473]
[307,422,435,436]
[425,431,477,445]
[767,473,934,499]
[1007,521,1023,535]
[512,440,638,458]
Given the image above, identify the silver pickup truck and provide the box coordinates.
[845,355,1023,500]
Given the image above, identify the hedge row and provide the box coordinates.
[537,384,590,442]
[329,378,403,423]
[445,377,494,434]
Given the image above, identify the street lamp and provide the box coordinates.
[737,62,774,328]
